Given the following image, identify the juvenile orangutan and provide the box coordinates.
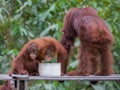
[9,37,68,76]
[9,42,39,76]
[0,37,68,90]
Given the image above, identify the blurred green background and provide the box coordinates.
[0,0,120,90]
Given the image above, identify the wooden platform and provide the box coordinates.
[0,74,120,81]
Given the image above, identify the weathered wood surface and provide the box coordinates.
[29,74,120,81]
[0,74,12,80]
[1,74,120,90]
[0,74,120,81]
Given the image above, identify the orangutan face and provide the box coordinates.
[28,42,39,60]
[44,45,56,62]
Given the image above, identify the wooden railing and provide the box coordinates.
[0,74,120,90]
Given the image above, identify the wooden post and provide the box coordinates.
[11,74,29,90]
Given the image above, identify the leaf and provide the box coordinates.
[28,31,35,38]
[92,84,105,90]
[0,8,4,23]
[16,2,29,13]
[68,60,78,68]
[19,27,28,36]
[11,12,22,21]
[16,0,22,5]
[40,24,58,37]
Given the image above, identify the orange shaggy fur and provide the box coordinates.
[61,7,114,76]
[9,37,68,75]
[0,37,68,90]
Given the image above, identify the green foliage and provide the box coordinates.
[0,0,120,90]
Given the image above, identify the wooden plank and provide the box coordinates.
[11,74,29,80]
[1,74,120,81]
[0,74,120,90]
[0,74,13,80]
[29,74,120,81]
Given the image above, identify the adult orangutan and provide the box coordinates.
[61,7,114,76]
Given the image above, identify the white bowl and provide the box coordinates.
[39,63,61,76]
